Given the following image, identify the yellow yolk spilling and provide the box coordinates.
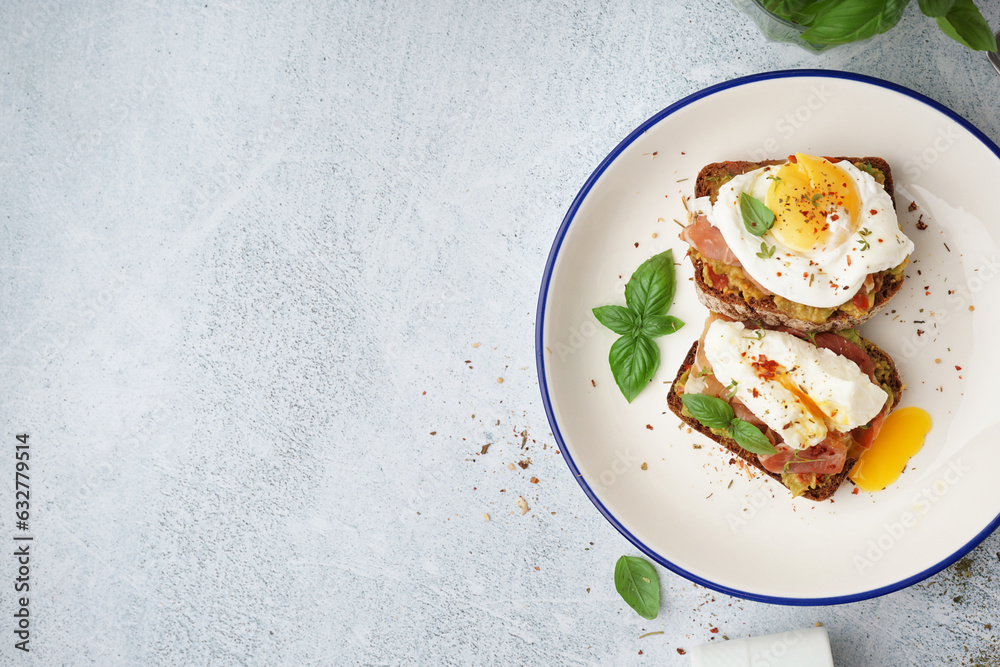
[766,153,862,253]
[849,407,932,492]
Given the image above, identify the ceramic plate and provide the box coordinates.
[536,70,1000,604]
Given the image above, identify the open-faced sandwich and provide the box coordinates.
[680,154,914,332]
[667,314,902,501]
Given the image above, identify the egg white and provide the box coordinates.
[701,160,914,309]
[699,321,888,450]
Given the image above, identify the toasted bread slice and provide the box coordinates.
[689,157,904,333]
[666,333,903,502]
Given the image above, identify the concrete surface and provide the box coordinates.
[1,1,999,665]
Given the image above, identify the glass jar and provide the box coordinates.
[733,0,837,53]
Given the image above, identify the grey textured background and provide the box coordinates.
[2,1,999,665]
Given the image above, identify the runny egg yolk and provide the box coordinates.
[765,153,862,253]
[849,407,932,492]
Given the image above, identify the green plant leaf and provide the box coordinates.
[729,419,779,455]
[800,0,909,45]
[680,393,735,430]
[760,0,812,19]
[739,193,776,237]
[609,334,659,403]
[624,250,676,319]
[593,305,640,336]
[918,0,955,17]
[614,556,660,620]
[791,0,840,23]
[935,0,997,51]
[641,314,684,338]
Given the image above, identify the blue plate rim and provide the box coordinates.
[534,68,1000,606]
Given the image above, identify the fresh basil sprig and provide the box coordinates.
[759,0,996,52]
[739,193,776,237]
[593,250,684,403]
[680,393,778,456]
[614,555,660,620]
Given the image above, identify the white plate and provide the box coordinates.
[536,70,1000,604]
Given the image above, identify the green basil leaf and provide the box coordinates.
[791,0,839,23]
[918,0,955,17]
[624,250,675,319]
[729,419,778,456]
[800,0,909,45]
[680,393,735,430]
[739,193,776,237]
[935,1,997,51]
[641,314,684,338]
[614,555,660,620]
[759,0,812,19]
[593,305,640,336]
[609,334,659,403]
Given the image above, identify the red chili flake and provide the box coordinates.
[750,355,780,380]
[803,272,809,278]
[534,566,539,571]
[846,255,852,266]
[591,379,596,387]
[830,213,840,221]
[956,366,962,371]
[752,388,759,398]
[908,201,918,212]
[646,424,654,430]
[638,650,643,655]
[634,242,639,248]
[776,271,782,277]
[852,487,860,495]
[677,648,687,655]
[869,209,878,215]
[710,627,719,634]
[877,238,883,243]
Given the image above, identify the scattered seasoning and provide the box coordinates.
[677,648,687,655]
[852,487,860,495]
[956,366,962,371]
[935,359,941,364]
[634,242,639,248]
[530,477,539,484]
[908,201,918,212]
[944,242,950,252]
[651,233,658,239]
[518,459,531,469]
[507,463,516,470]
[646,424,653,430]
[517,496,529,515]
[639,631,664,639]
[430,431,437,435]
[640,462,648,471]
[483,513,490,521]
[710,627,719,634]
[481,444,491,455]
[472,342,481,348]
[916,215,928,230]
[591,379,596,387]
[497,377,504,383]
[970,305,975,311]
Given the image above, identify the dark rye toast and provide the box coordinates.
[666,334,903,502]
[689,157,905,333]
